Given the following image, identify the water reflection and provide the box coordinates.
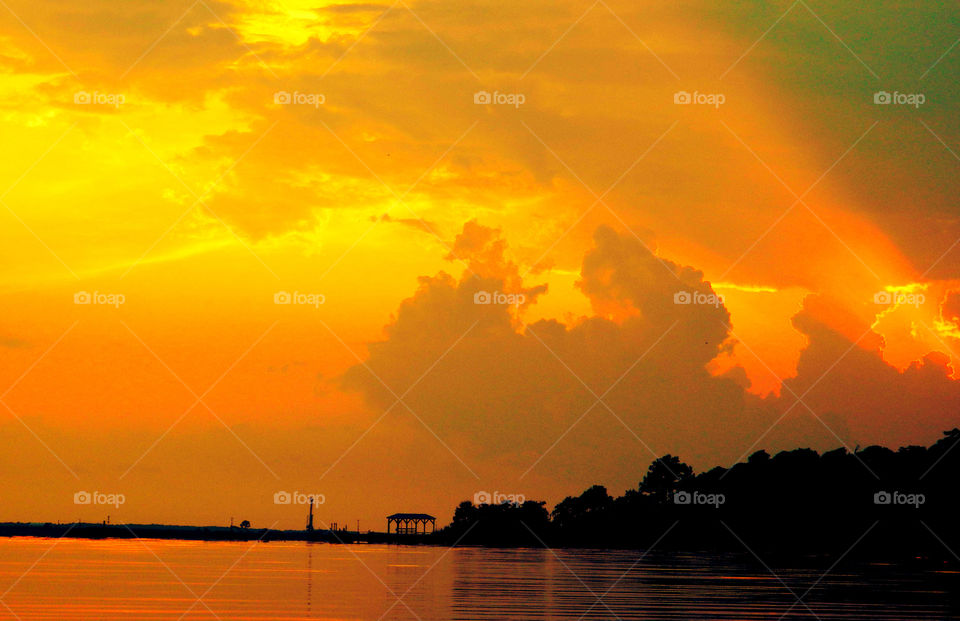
[450,548,959,620]
[305,544,313,616]
[0,538,955,619]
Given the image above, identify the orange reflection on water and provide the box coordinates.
[0,537,957,619]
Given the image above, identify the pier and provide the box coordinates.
[0,522,441,545]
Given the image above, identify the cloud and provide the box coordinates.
[0,335,29,349]
[940,290,960,331]
[344,221,960,492]
[373,213,438,234]
[321,3,390,14]
[778,294,960,449]
[5,0,956,282]
[344,222,767,481]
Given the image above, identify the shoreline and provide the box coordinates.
[1,522,956,567]
[0,522,436,545]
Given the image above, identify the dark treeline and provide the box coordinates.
[439,429,960,559]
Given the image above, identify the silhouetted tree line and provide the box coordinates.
[440,429,960,559]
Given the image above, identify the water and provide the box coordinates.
[0,537,955,619]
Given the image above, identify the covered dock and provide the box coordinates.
[386,513,436,535]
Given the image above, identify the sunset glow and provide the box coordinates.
[1,0,959,536]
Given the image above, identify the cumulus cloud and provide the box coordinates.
[344,222,767,483]
[939,290,960,333]
[344,221,960,492]
[779,294,960,450]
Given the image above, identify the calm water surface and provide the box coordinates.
[0,538,956,619]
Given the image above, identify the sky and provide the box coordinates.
[0,0,959,530]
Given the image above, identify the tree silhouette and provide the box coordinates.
[439,429,960,558]
[639,455,693,503]
[445,499,549,545]
[552,485,612,530]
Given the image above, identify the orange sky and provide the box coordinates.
[1,0,959,529]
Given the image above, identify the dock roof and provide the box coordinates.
[387,513,435,520]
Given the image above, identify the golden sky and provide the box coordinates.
[1,0,959,529]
